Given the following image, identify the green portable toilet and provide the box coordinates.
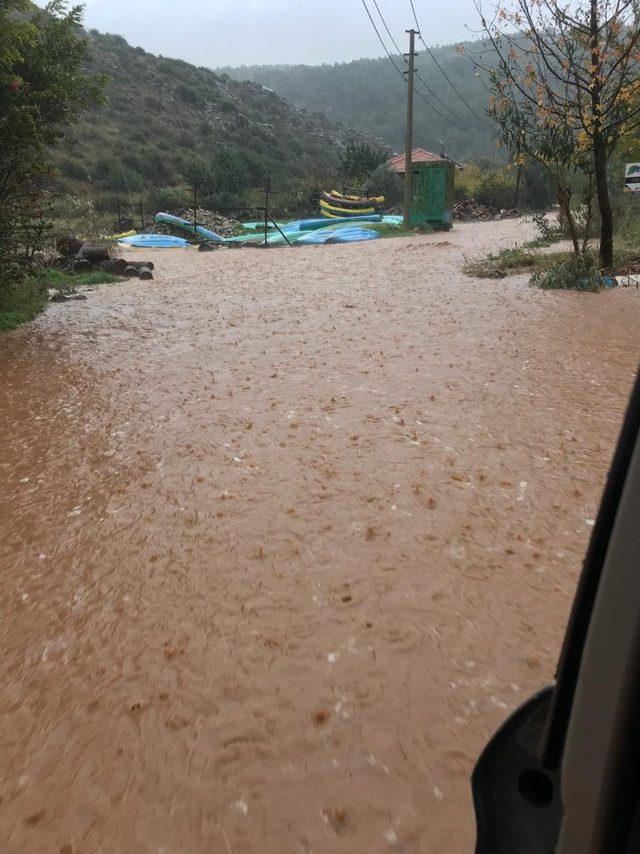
[408,160,455,228]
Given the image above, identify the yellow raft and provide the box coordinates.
[319,198,377,216]
[107,229,137,241]
[330,190,385,205]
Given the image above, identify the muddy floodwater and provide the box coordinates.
[1,220,639,853]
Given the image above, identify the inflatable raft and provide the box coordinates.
[154,212,225,243]
[118,234,192,249]
[319,198,377,216]
[321,191,384,210]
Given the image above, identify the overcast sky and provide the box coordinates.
[39,0,482,67]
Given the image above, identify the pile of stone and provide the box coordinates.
[56,237,154,280]
[453,199,520,221]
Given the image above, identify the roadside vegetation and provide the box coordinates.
[0,268,121,332]
[467,0,640,278]
[0,278,48,332]
[1,1,107,329]
[464,237,640,286]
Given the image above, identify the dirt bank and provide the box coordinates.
[1,220,638,853]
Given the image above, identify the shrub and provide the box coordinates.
[59,157,88,181]
[51,195,109,241]
[0,277,48,332]
[363,164,403,206]
[531,252,601,291]
[339,141,388,188]
[475,170,516,210]
[146,186,192,213]
[520,160,556,210]
[101,163,145,193]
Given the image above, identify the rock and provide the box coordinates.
[50,291,87,303]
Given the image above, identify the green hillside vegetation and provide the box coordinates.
[220,45,499,161]
[50,31,368,213]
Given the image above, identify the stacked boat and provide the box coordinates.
[319,189,385,219]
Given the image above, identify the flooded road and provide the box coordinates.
[1,220,639,853]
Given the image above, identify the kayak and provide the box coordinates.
[321,191,384,209]
[330,190,385,205]
[295,226,380,246]
[320,198,377,216]
[118,234,191,249]
[321,210,382,221]
[154,212,225,243]
[327,228,380,243]
[107,229,137,241]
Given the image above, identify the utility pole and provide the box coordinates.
[193,183,198,236]
[264,178,271,246]
[403,28,419,227]
[257,179,293,248]
[513,160,523,209]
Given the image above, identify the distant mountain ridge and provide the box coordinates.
[220,43,499,162]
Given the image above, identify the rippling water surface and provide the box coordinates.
[1,221,638,853]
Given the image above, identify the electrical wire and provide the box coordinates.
[372,0,471,127]
[361,0,468,131]
[361,0,406,79]
[409,0,489,123]
[371,0,405,58]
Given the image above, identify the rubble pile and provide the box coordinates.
[454,199,521,221]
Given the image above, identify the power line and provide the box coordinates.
[414,69,470,128]
[360,0,406,79]
[409,0,489,124]
[360,0,468,131]
[371,0,471,128]
[413,84,468,131]
[371,0,405,59]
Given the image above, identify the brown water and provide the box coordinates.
[1,220,638,853]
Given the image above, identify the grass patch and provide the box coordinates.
[1,268,122,333]
[370,222,435,238]
[463,246,560,278]
[33,268,121,291]
[531,252,601,291]
[524,234,563,249]
[464,242,640,289]
[0,277,48,331]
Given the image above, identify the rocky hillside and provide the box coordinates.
[51,31,365,210]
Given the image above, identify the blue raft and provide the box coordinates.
[295,226,380,246]
[118,234,190,249]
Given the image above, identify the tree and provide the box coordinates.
[474,0,640,268]
[0,1,106,286]
[338,141,388,188]
[363,163,404,206]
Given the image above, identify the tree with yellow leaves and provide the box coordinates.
[472,0,640,268]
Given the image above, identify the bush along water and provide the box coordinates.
[531,252,606,292]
